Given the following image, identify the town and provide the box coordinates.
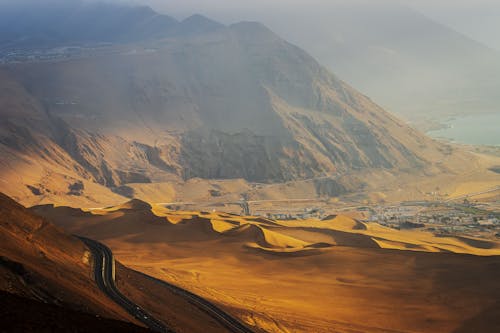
[367,200,500,240]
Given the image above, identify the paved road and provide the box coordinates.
[78,236,169,333]
[129,269,255,333]
[79,236,255,333]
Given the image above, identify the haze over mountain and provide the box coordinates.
[129,0,500,120]
[0,1,470,206]
[412,1,500,51]
[264,3,500,119]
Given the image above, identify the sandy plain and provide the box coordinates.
[34,199,500,333]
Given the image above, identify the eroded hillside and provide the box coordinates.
[0,4,472,206]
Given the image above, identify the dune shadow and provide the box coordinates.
[452,300,500,333]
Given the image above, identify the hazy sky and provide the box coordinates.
[1,0,498,50]
[109,0,500,50]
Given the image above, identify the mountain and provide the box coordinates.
[0,2,468,205]
[0,1,176,47]
[257,2,500,120]
[0,192,138,323]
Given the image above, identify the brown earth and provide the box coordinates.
[0,192,135,322]
[36,198,500,333]
[0,193,248,333]
[0,290,151,333]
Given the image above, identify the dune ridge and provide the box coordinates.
[31,198,500,333]
[32,198,500,257]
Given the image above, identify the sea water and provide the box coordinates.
[427,113,500,146]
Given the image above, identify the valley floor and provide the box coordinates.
[35,202,500,333]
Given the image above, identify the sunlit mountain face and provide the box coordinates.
[1,1,465,206]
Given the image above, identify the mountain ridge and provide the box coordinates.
[0,2,473,205]
[257,2,500,119]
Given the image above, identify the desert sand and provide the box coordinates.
[34,199,500,333]
[0,194,246,333]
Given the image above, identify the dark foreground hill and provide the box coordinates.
[0,193,251,333]
[0,290,151,333]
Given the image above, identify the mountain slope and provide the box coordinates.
[0,291,150,333]
[0,2,468,205]
[0,1,177,47]
[0,192,136,322]
[260,2,500,119]
[0,193,250,333]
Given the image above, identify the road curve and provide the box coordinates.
[129,268,255,333]
[78,236,169,333]
[78,236,255,333]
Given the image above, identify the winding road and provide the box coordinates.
[78,236,254,333]
[78,236,169,332]
[128,268,255,333]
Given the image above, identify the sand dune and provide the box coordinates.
[322,215,369,230]
[35,199,500,256]
[224,223,310,250]
[2,194,240,332]
[278,216,500,256]
[115,199,154,211]
[275,226,380,249]
[32,199,500,333]
[207,219,240,233]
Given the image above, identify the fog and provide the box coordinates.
[1,0,499,119]
[99,0,499,118]
[106,0,500,51]
[1,0,498,50]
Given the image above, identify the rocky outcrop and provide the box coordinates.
[0,4,450,198]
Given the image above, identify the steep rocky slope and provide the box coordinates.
[0,3,463,205]
[0,193,244,333]
[0,193,135,321]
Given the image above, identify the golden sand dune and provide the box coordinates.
[278,216,500,256]
[38,199,324,254]
[114,198,154,211]
[141,205,334,254]
[274,226,380,249]
[322,215,368,229]
[207,219,240,233]
[35,199,500,256]
[224,223,310,249]
[33,200,500,333]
